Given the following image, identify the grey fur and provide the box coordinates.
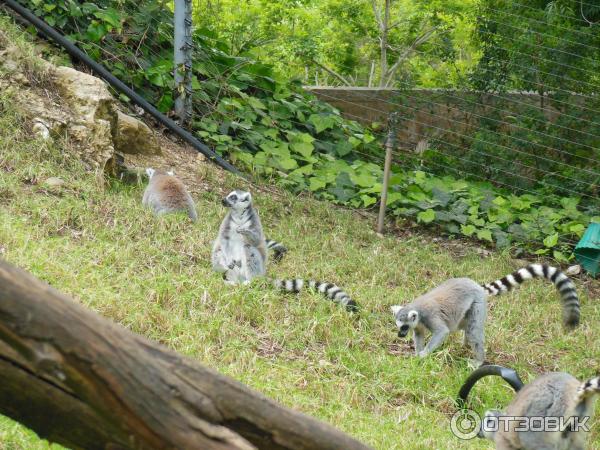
[142,168,197,222]
[212,190,267,284]
[482,372,600,449]
[391,278,487,364]
[391,264,580,365]
[265,239,287,262]
[274,278,358,312]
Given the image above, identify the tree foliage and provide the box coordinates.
[21,0,598,258]
[194,0,476,88]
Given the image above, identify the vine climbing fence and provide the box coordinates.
[5,0,600,267]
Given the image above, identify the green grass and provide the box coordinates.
[0,16,599,450]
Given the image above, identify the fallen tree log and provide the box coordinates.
[0,260,372,450]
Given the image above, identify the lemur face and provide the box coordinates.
[391,306,419,337]
[222,190,252,210]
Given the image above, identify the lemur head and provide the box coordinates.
[222,190,252,210]
[478,409,502,440]
[390,305,419,337]
[145,168,174,179]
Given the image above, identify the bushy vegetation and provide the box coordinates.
[1,56,599,450]
[20,0,598,261]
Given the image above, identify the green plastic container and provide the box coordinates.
[574,223,600,277]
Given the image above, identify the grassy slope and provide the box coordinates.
[1,17,599,450]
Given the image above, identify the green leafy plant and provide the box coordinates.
[23,0,596,259]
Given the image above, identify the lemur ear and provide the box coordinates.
[167,170,174,176]
[390,305,402,315]
[145,168,155,178]
[408,310,418,321]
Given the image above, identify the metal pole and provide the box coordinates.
[377,112,399,234]
[174,0,193,125]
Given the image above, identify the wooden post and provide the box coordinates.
[377,112,399,234]
[0,260,372,450]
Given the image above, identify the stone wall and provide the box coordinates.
[307,87,555,150]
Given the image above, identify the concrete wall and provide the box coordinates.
[307,87,555,150]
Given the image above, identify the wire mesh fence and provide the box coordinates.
[8,0,600,265]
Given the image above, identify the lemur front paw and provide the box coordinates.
[236,227,249,235]
[227,260,242,270]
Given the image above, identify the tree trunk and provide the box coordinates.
[0,260,372,450]
[379,0,391,87]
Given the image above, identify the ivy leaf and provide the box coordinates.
[493,230,510,249]
[290,141,313,158]
[553,250,570,263]
[476,229,493,242]
[277,157,297,170]
[417,209,436,224]
[386,192,404,204]
[569,224,585,234]
[361,195,377,207]
[543,233,559,248]
[352,171,377,188]
[308,114,336,133]
[247,97,266,110]
[431,187,451,207]
[327,172,356,203]
[309,177,327,191]
[335,140,353,156]
[461,224,476,236]
[492,196,507,206]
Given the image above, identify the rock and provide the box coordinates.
[53,66,117,170]
[114,111,160,155]
[44,177,65,188]
[565,265,581,276]
[32,119,50,140]
[1,44,162,178]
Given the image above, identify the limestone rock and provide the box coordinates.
[44,177,65,188]
[114,111,160,155]
[32,119,51,140]
[53,66,117,170]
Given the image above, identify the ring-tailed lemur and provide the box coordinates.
[212,191,357,311]
[265,239,287,262]
[391,264,580,365]
[459,365,599,450]
[273,279,359,312]
[142,168,197,222]
[212,190,268,284]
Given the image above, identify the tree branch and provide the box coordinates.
[311,59,352,86]
[0,260,372,450]
[383,26,438,87]
[370,0,384,30]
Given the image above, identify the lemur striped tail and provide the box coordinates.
[273,279,359,312]
[481,263,580,328]
[265,239,287,262]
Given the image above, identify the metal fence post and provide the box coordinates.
[377,112,399,234]
[174,0,193,125]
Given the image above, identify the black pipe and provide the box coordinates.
[2,0,241,176]
[456,364,524,409]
